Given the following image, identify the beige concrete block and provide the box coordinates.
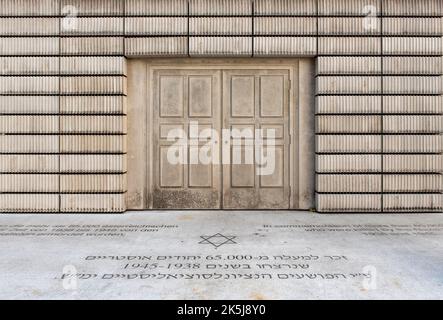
[383,18,442,36]
[384,174,443,192]
[383,76,442,94]
[317,155,381,173]
[383,96,443,114]
[319,37,380,55]
[383,135,443,153]
[317,174,381,193]
[318,0,380,16]
[316,57,381,75]
[0,115,58,134]
[0,155,58,173]
[0,174,58,192]
[317,76,381,94]
[254,0,316,15]
[383,115,443,133]
[383,194,443,212]
[254,37,316,56]
[254,17,316,35]
[0,194,59,213]
[61,37,123,55]
[0,18,58,36]
[60,76,126,94]
[60,135,126,153]
[317,194,381,212]
[0,96,58,114]
[383,57,442,75]
[125,17,187,36]
[60,116,127,134]
[0,0,58,16]
[0,76,58,94]
[319,17,380,35]
[0,57,59,75]
[60,154,126,173]
[383,0,442,16]
[125,37,187,57]
[317,115,381,133]
[60,96,125,114]
[60,56,126,75]
[190,37,252,56]
[316,135,381,153]
[125,0,188,15]
[60,193,125,212]
[383,37,442,55]
[0,38,58,55]
[384,155,443,173]
[190,0,251,15]
[0,135,58,153]
[316,96,381,113]
[60,174,126,193]
[60,0,123,16]
[190,17,251,35]
[61,17,123,36]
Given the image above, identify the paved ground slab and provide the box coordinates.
[0,211,442,299]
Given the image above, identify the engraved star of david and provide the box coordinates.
[199,233,237,248]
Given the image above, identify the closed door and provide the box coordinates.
[151,68,290,209]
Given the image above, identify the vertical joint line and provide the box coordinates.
[380,0,384,212]
[251,0,254,57]
[187,0,190,57]
[58,5,62,213]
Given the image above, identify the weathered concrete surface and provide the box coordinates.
[0,211,442,300]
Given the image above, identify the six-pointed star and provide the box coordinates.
[199,233,237,248]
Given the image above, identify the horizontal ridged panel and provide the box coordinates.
[316,135,381,153]
[383,37,442,55]
[125,37,187,56]
[317,194,381,212]
[317,174,381,193]
[254,37,316,56]
[0,115,58,133]
[383,115,443,133]
[189,0,251,15]
[316,96,381,113]
[0,154,58,172]
[0,174,58,192]
[60,154,126,173]
[383,0,443,16]
[61,17,123,35]
[61,37,123,55]
[316,57,381,74]
[319,17,380,35]
[384,155,443,173]
[0,38,58,55]
[190,17,251,35]
[0,18,58,36]
[254,0,316,16]
[0,96,58,113]
[317,76,381,94]
[60,116,127,134]
[60,174,126,192]
[125,17,187,36]
[317,115,381,133]
[60,56,126,75]
[0,135,58,153]
[317,155,381,173]
[383,57,443,75]
[60,76,126,94]
[190,37,252,56]
[0,76,58,94]
[0,57,58,75]
[383,76,442,94]
[383,18,442,36]
[383,194,443,212]
[60,96,125,114]
[319,37,380,55]
[60,193,125,212]
[254,17,316,35]
[60,135,126,153]
[60,0,123,16]
[384,175,443,192]
[318,0,380,16]
[383,96,443,114]
[0,194,58,213]
[0,0,59,16]
[125,0,188,16]
[383,135,443,153]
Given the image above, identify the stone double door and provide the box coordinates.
[152,68,291,209]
